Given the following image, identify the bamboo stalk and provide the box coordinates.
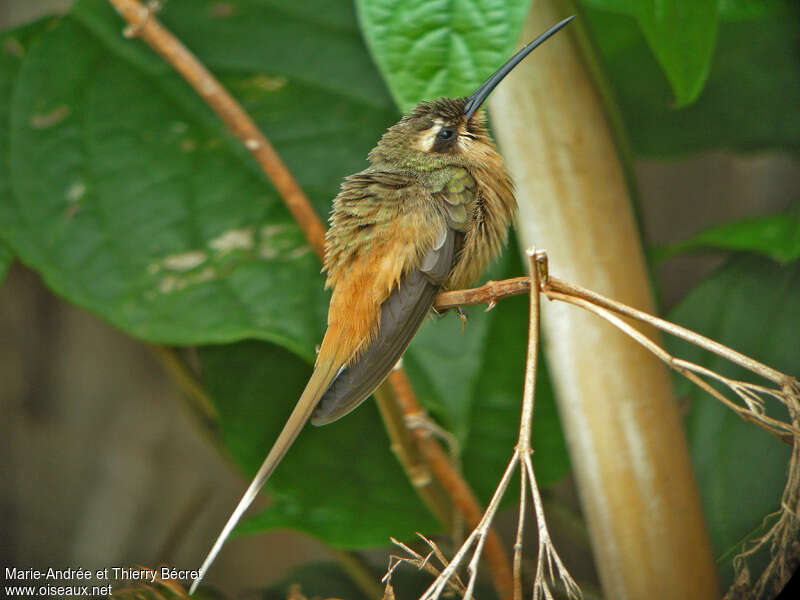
[487,2,719,597]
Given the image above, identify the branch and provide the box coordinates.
[372,383,454,531]
[411,250,581,600]
[387,369,514,600]
[108,3,513,597]
[108,0,326,259]
[435,277,530,312]
[441,264,799,445]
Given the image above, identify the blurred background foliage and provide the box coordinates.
[1,0,798,597]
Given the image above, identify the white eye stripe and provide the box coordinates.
[414,119,464,152]
[416,127,439,152]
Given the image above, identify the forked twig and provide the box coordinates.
[384,535,468,598]
[396,251,798,600]
[438,262,799,446]
[391,250,582,600]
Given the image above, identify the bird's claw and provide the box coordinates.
[457,307,468,330]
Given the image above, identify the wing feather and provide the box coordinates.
[311,226,455,425]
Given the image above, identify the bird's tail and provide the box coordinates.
[189,347,342,595]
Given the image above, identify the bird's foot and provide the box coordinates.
[456,306,467,330]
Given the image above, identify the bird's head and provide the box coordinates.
[368,16,574,172]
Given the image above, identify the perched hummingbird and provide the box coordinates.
[191,16,574,593]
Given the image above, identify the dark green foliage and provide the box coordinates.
[583,0,720,105]
[654,210,800,264]
[584,3,800,155]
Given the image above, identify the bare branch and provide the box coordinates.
[412,250,582,600]
[388,369,514,600]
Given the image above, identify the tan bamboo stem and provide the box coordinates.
[487,2,719,598]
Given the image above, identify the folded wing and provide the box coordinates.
[311,225,456,425]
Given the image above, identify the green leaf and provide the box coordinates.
[717,0,790,21]
[634,0,719,106]
[356,0,532,110]
[582,0,719,105]
[1,0,398,352]
[654,211,800,264]
[1,18,54,287]
[668,255,798,584]
[583,4,800,154]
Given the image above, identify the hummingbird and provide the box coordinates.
[190,16,574,594]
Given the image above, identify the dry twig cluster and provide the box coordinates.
[401,253,800,600]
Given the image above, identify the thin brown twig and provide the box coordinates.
[438,274,791,389]
[108,2,513,597]
[383,536,468,597]
[415,250,581,600]
[388,369,514,600]
[441,254,798,598]
[436,269,800,445]
[108,0,326,259]
[544,289,798,443]
[435,277,530,312]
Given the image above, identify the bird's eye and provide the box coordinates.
[437,127,456,141]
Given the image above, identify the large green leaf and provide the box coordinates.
[1,19,53,287]
[668,255,798,584]
[1,0,420,354]
[582,0,719,105]
[583,4,800,155]
[4,4,383,352]
[356,0,532,110]
[654,210,800,264]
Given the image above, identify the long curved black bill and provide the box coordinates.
[463,15,575,120]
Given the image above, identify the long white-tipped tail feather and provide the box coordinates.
[189,360,338,595]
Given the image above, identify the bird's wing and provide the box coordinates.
[311,168,475,426]
[311,225,454,425]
